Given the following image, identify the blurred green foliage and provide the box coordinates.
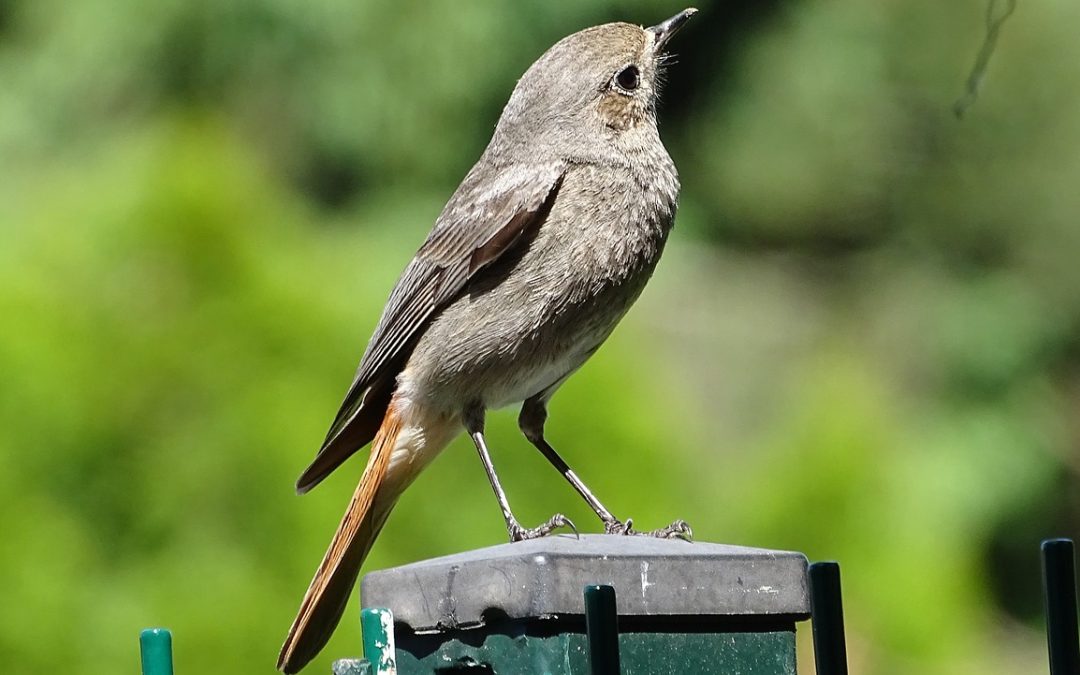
[1,1,1078,673]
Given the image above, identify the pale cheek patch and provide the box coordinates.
[598,93,644,131]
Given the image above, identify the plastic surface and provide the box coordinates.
[362,535,809,632]
[139,628,174,675]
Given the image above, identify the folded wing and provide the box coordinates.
[295,161,566,492]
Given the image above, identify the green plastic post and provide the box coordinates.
[584,584,621,675]
[361,607,397,675]
[139,628,174,675]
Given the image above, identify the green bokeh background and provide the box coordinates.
[1,1,1077,673]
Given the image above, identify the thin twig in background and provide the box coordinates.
[954,0,1017,118]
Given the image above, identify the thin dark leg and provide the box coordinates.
[518,397,692,540]
[463,404,576,542]
[519,404,617,524]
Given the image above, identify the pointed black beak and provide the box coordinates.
[647,8,698,51]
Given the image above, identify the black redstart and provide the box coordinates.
[278,9,696,672]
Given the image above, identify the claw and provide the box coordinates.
[508,513,578,542]
[563,516,581,540]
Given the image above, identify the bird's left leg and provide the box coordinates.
[518,396,692,540]
[463,403,576,542]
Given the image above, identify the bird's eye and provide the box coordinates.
[614,65,640,92]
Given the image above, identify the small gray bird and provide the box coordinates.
[278,9,696,672]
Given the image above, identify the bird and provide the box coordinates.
[277,9,697,673]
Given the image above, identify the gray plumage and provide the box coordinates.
[296,21,680,491]
[406,155,677,411]
[280,11,694,673]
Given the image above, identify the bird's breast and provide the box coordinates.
[402,161,678,413]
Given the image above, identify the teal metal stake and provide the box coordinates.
[1042,539,1080,675]
[361,607,397,675]
[584,584,621,675]
[809,562,848,675]
[139,628,174,675]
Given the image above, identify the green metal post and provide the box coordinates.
[809,562,848,675]
[361,607,397,675]
[139,628,174,675]
[584,584,621,675]
[1042,539,1080,675]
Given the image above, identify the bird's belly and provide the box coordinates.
[400,281,627,414]
[475,340,593,410]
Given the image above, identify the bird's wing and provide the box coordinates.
[295,160,566,492]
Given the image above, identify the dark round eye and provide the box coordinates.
[615,65,640,92]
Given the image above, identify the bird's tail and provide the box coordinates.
[276,401,406,674]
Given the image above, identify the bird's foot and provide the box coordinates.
[508,513,578,542]
[645,519,694,541]
[604,517,693,541]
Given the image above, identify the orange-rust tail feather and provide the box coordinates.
[277,404,405,674]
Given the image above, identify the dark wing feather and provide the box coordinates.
[295,161,566,492]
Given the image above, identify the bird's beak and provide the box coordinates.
[647,8,698,51]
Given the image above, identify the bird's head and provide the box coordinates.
[490,9,697,162]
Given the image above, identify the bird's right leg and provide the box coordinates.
[519,396,692,540]
[463,404,576,542]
